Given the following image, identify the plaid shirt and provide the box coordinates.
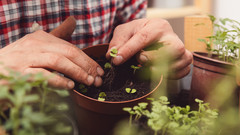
[0,0,147,49]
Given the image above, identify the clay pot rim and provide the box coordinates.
[192,51,235,66]
[72,43,163,104]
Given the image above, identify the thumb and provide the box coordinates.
[50,16,76,40]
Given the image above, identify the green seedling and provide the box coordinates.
[123,96,218,135]
[198,15,240,62]
[98,92,107,101]
[104,62,112,69]
[131,65,141,74]
[110,48,118,57]
[125,88,137,94]
[78,84,88,93]
[0,71,72,135]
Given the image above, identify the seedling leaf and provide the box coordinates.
[110,48,118,57]
[98,92,106,101]
[104,62,112,69]
[131,89,137,93]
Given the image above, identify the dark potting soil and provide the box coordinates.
[74,56,153,102]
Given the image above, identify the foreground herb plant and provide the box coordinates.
[0,71,73,135]
[123,96,218,135]
[198,15,240,62]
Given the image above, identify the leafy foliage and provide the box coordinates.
[123,96,218,135]
[0,71,72,135]
[198,15,240,62]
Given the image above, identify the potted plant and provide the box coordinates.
[70,44,163,135]
[116,96,218,135]
[115,93,240,135]
[0,71,78,135]
[190,15,240,108]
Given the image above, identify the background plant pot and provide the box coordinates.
[190,52,239,109]
[70,44,163,135]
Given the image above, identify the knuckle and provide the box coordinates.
[138,31,149,42]
[115,24,124,32]
[47,53,63,66]
[186,51,193,64]
[74,68,88,82]
[175,42,185,57]
[154,18,171,30]
[87,66,97,76]
[65,46,79,59]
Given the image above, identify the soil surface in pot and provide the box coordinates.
[74,56,153,101]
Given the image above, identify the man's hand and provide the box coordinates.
[0,30,104,89]
[106,18,192,79]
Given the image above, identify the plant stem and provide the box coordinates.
[0,111,7,120]
[129,115,132,127]
[40,88,47,112]
[12,107,20,135]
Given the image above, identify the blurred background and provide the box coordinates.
[147,0,240,94]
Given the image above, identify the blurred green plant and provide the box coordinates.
[0,70,73,135]
[122,96,218,135]
[198,15,240,62]
[78,84,88,93]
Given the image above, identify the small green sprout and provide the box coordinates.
[98,92,107,101]
[125,88,137,94]
[131,65,141,74]
[78,84,88,93]
[104,62,112,69]
[110,48,118,57]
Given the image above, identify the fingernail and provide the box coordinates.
[68,81,75,89]
[87,75,94,85]
[140,55,149,63]
[113,55,123,65]
[97,67,104,76]
[94,76,103,87]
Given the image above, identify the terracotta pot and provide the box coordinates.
[190,52,239,109]
[70,44,163,135]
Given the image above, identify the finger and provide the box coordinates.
[40,42,104,77]
[169,50,193,71]
[136,45,173,65]
[106,23,136,59]
[24,68,75,90]
[50,16,76,40]
[28,52,95,86]
[111,20,166,65]
[168,65,191,80]
[24,33,104,77]
[158,34,185,60]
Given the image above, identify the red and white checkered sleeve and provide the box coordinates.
[116,0,147,23]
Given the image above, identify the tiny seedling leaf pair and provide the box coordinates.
[125,88,137,94]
